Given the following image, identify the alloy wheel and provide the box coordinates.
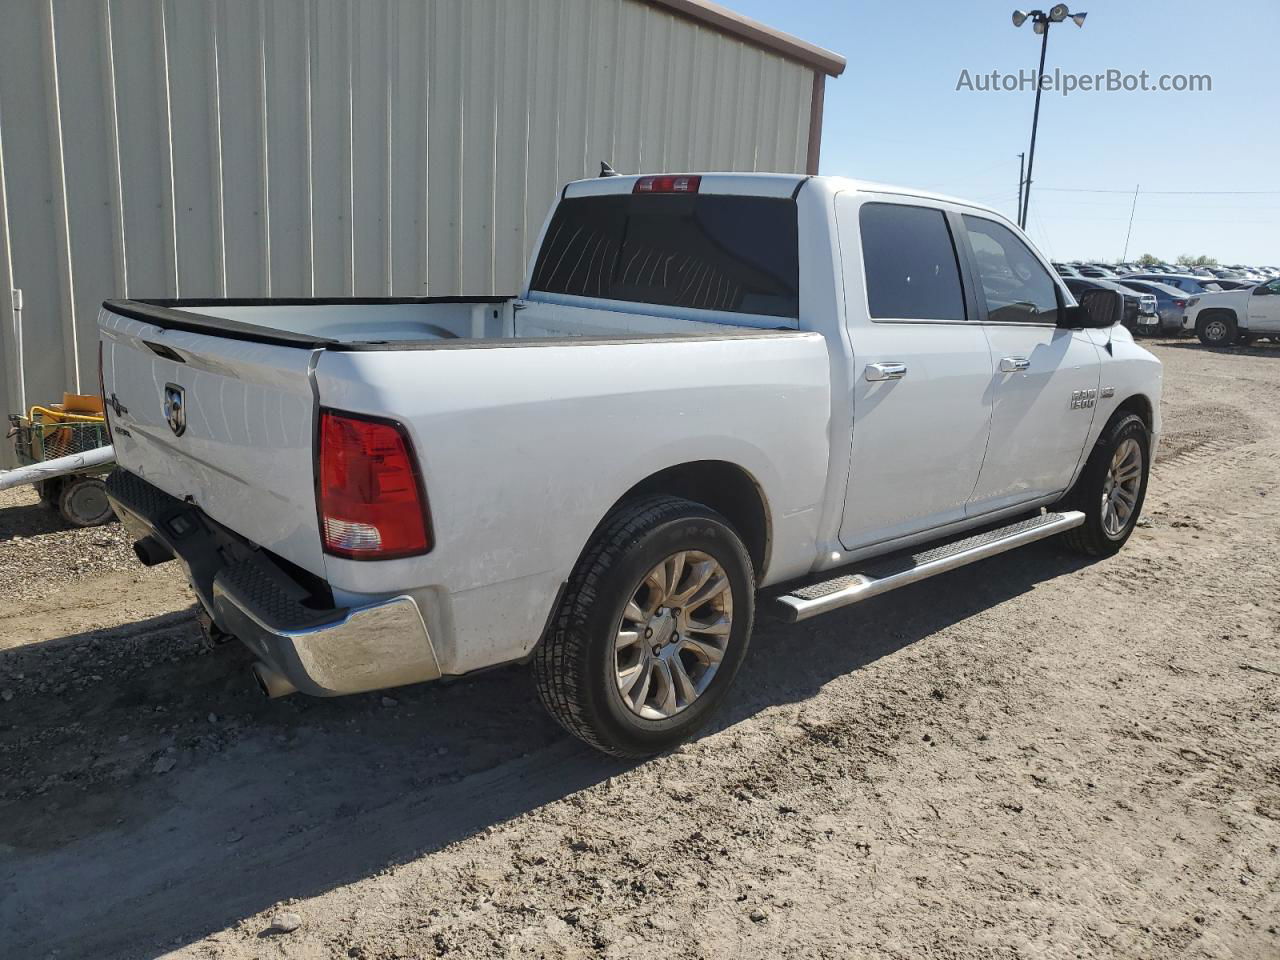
[1101,438,1142,539]
[613,551,733,720]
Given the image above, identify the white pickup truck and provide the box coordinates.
[1182,276,1280,345]
[99,172,1162,757]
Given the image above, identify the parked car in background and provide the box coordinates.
[1202,278,1254,290]
[1113,279,1189,334]
[1183,276,1280,345]
[1064,277,1159,334]
[97,172,1162,757]
[1124,272,1224,296]
[1053,262,1083,278]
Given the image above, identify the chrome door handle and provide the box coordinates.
[999,356,1031,373]
[865,362,907,382]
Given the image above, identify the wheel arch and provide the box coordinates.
[600,460,772,583]
[1113,393,1153,433]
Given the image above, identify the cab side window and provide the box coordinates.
[860,203,966,321]
[962,215,1060,324]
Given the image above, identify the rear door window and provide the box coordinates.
[858,203,966,321]
[530,194,799,319]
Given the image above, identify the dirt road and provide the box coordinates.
[2,338,1277,959]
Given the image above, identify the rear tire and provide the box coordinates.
[1061,413,1150,557]
[1197,312,1237,346]
[533,495,755,758]
[57,477,114,527]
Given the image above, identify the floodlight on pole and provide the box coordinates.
[1010,7,1087,230]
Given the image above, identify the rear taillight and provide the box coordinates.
[633,175,701,194]
[98,340,113,445]
[317,409,431,560]
[1174,299,1187,308]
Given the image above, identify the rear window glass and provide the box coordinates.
[530,194,799,319]
[859,203,966,321]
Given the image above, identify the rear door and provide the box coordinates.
[99,308,326,575]
[836,195,993,550]
[958,214,1101,514]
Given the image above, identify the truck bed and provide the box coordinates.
[102,295,739,348]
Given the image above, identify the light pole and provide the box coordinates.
[1012,5,1086,230]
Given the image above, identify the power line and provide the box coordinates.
[1039,187,1280,195]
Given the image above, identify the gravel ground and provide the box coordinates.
[1,337,1278,959]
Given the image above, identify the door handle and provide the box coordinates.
[999,356,1031,373]
[865,361,907,382]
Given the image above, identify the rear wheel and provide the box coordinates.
[57,477,114,527]
[1061,413,1150,557]
[1197,312,1237,346]
[533,496,755,758]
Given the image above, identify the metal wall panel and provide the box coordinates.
[0,0,814,454]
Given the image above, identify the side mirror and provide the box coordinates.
[1253,285,1271,296]
[1060,288,1123,329]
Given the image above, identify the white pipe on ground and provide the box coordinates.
[0,444,115,492]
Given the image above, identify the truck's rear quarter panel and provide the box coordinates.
[315,332,832,674]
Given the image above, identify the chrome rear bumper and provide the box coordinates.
[106,469,441,696]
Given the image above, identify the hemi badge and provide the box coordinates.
[1100,386,1116,398]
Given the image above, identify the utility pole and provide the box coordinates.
[1011,8,1087,230]
[1121,183,1140,262]
[1017,152,1026,225]
[1019,22,1050,230]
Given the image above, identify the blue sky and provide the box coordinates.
[728,0,1280,265]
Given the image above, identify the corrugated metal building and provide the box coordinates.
[0,0,844,457]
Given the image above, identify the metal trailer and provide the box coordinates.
[5,412,115,525]
[0,0,845,467]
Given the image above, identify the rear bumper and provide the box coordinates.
[105,470,441,696]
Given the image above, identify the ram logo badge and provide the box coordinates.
[163,383,187,437]
[1069,388,1097,410]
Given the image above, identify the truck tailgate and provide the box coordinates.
[99,308,325,576]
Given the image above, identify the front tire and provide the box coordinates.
[533,496,755,758]
[1061,413,1150,557]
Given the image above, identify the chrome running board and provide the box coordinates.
[777,510,1086,623]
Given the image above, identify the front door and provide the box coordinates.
[960,214,1101,513]
[1246,278,1280,333]
[837,197,994,550]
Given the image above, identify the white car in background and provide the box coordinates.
[1183,277,1280,345]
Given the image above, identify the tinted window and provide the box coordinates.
[962,215,1060,324]
[530,194,799,319]
[859,203,966,321]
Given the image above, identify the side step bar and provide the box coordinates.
[777,510,1085,623]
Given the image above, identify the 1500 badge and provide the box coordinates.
[1070,388,1097,410]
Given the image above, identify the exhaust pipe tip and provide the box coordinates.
[132,536,174,567]
[251,661,297,699]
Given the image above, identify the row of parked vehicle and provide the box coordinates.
[1052,260,1280,346]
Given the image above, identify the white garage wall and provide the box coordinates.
[0,0,816,433]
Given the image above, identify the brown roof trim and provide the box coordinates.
[645,0,847,76]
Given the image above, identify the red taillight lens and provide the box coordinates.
[317,410,431,560]
[633,174,701,194]
[1174,299,1187,308]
